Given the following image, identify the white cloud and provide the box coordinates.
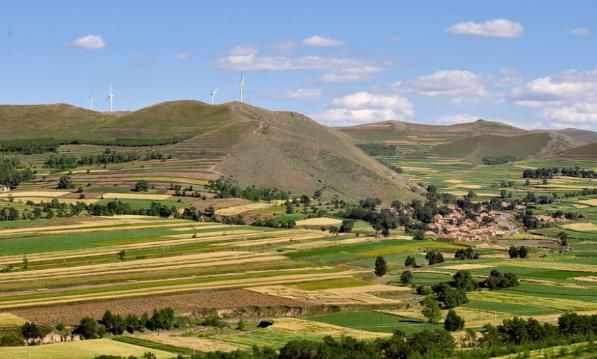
[446,19,524,38]
[216,46,360,71]
[216,46,385,83]
[320,65,383,83]
[569,28,590,36]
[303,35,344,47]
[513,69,597,123]
[397,70,497,104]
[175,52,189,60]
[318,91,414,126]
[71,34,106,49]
[283,88,322,100]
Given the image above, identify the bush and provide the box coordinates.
[374,256,387,277]
[0,334,24,346]
[133,180,149,192]
[399,270,413,285]
[75,316,102,339]
[404,255,417,267]
[426,250,444,265]
[444,310,465,331]
[57,175,74,189]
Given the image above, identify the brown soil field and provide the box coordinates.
[0,270,356,309]
[10,289,311,325]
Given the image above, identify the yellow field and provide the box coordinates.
[0,191,70,198]
[561,222,597,232]
[0,339,172,359]
[127,176,208,185]
[295,217,342,226]
[248,284,405,305]
[0,312,26,328]
[578,198,597,206]
[102,193,172,200]
[131,333,241,352]
[468,291,597,312]
[215,202,273,216]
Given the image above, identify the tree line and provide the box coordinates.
[94,312,597,359]
[208,176,291,201]
[0,137,185,155]
[523,167,596,179]
[44,149,169,170]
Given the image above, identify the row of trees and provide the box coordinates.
[523,167,596,179]
[208,176,292,201]
[76,308,175,339]
[44,149,168,170]
[0,138,62,154]
[481,155,516,165]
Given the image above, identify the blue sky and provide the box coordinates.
[1,1,597,129]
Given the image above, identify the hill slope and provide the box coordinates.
[338,119,526,144]
[0,101,420,202]
[429,132,582,162]
[556,128,597,144]
[555,142,597,160]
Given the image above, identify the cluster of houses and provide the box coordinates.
[426,205,519,241]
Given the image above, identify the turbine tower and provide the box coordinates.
[106,85,114,112]
[88,91,95,111]
[239,72,245,103]
[209,88,219,105]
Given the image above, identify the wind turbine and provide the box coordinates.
[88,91,95,111]
[106,85,114,112]
[209,88,219,105]
[239,72,245,103]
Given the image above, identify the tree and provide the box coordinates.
[134,180,149,192]
[412,230,425,240]
[22,256,28,271]
[518,246,528,258]
[404,255,417,268]
[74,317,101,339]
[421,297,442,323]
[425,250,444,265]
[21,322,41,343]
[57,175,74,189]
[339,219,354,233]
[117,250,126,261]
[508,246,519,258]
[399,270,413,285]
[285,201,294,214]
[450,270,478,291]
[374,256,387,277]
[432,282,468,308]
[444,310,465,331]
[558,231,569,247]
[454,247,479,260]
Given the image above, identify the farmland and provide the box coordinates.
[0,107,596,358]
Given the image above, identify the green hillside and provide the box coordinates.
[429,132,581,162]
[0,101,421,202]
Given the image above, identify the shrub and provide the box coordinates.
[444,310,465,331]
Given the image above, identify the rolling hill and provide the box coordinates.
[0,101,421,202]
[338,119,593,163]
[338,119,527,144]
[429,132,582,162]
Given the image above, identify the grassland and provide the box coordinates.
[0,339,172,359]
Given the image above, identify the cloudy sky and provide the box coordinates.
[1,1,596,130]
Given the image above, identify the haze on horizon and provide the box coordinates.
[1,1,596,130]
